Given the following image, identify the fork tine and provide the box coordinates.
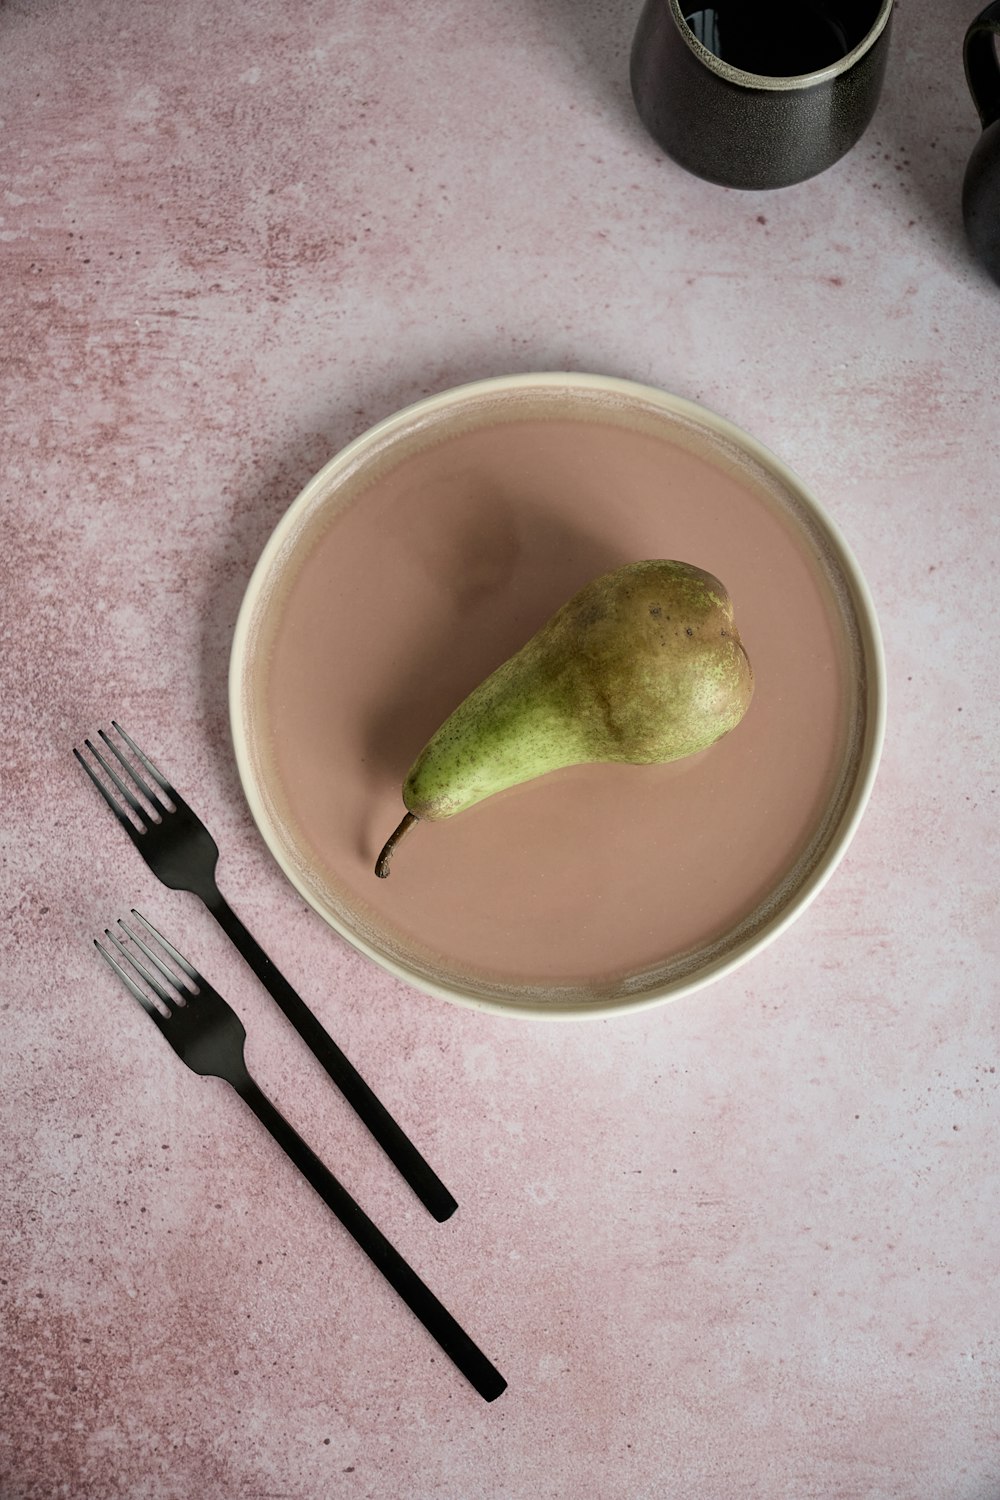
[83,737,151,820]
[111,722,177,800]
[103,927,178,1009]
[120,915,197,995]
[74,745,147,834]
[97,728,165,813]
[129,910,203,986]
[95,937,168,1027]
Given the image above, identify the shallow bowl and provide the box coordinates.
[229,373,885,1019]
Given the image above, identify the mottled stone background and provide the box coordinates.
[2,1,998,1497]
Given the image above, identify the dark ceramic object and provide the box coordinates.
[630,0,893,190]
[963,1,1000,284]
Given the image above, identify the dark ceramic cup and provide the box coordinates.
[630,0,893,190]
[963,1,1000,284]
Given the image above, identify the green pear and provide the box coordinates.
[375,559,753,876]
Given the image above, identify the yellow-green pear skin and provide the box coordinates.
[375,560,753,875]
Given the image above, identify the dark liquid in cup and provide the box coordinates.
[684,2,856,75]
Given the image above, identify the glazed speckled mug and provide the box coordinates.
[963,0,1000,284]
[630,0,893,189]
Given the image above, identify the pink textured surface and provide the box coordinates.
[2,0,998,1496]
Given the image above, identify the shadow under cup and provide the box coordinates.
[630,0,893,189]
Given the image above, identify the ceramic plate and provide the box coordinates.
[229,374,884,1018]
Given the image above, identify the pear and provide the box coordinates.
[375,559,753,876]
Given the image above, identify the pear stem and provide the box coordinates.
[375,812,419,878]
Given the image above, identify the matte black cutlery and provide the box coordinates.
[97,913,505,1402]
[75,722,457,1223]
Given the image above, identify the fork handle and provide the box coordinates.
[234,1075,506,1403]
[202,888,457,1223]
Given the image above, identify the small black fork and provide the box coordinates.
[75,722,456,1223]
[97,914,505,1404]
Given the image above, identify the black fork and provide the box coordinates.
[97,914,505,1403]
[75,722,457,1223]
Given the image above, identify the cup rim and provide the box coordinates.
[667,0,893,92]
